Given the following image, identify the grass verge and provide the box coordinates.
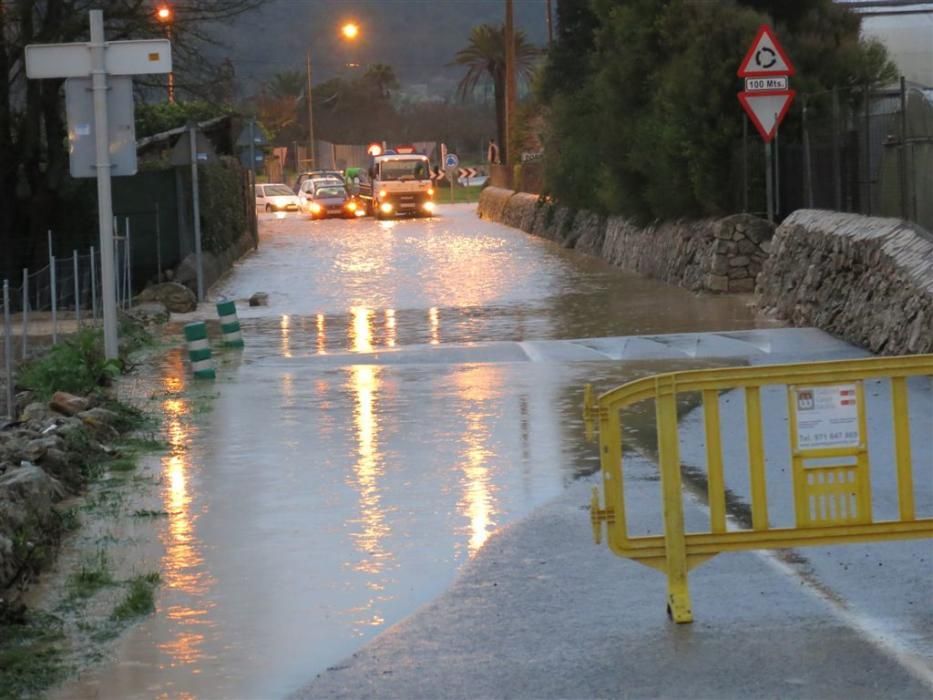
[437,184,484,204]
[111,573,161,621]
[0,611,69,700]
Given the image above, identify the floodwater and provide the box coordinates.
[55,205,776,699]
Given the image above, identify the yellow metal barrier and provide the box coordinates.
[584,355,933,623]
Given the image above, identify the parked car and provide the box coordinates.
[293,170,345,194]
[256,183,301,212]
[303,183,366,219]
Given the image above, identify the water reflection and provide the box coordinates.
[158,353,213,667]
[316,313,327,355]
[385,309,396,348]
[280,314,292,358]
[453,365,501,556]
[350,307,373,353]
[429,307,440,346]
[346,363,393,629]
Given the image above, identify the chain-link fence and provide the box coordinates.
[1,228,138,418]
[740,78,933,232]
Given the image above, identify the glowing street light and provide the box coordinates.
[341,22,360,41]
[156,5,173,22]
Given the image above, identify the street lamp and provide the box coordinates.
[306,22,362,169]
[155,4,175,103]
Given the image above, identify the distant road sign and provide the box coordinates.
[444,153,459,170]
[738,25,794,77]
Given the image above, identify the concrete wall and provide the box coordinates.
[757,210,933,354]
[478,187,772,294]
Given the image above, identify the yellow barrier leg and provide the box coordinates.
[656,377,693,623]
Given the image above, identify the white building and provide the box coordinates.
[841,1,933,87]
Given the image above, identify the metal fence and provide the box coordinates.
[1,223,137,418]
[742,78,933,231]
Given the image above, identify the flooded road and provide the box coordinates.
[56,205,776,698]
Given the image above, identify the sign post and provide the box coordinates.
[737,25,795,224]
[444,152,460,205]
[25,11,171,359]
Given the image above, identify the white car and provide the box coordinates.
[256,183,301,212]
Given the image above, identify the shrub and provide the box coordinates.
[18,330,120,399]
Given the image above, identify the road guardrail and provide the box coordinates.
[584,355,933,623]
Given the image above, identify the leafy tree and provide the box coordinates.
[540,0,897,221]
[135,101,236,139]
[0,0,264,279]
[450,23,540,157]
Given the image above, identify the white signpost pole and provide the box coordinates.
[89,10,119,359]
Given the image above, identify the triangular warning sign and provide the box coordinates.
[738,25,795,77]
[738,90,796,142]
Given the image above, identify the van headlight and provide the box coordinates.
[380,202,393,214]
[422,201,435,213]
[310,203,322,214]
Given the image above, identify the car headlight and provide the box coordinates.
[380,202,393,214]
[423,201,436,213]
[310,203,322,214]
[346,201,358,211]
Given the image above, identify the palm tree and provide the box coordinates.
[362,63,400,100]
[268,70,304,100]
[451,24,539,157]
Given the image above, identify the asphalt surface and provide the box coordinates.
[294,432,933,700]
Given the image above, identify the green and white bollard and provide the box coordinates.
[216,300,244,347]
[184,321,215,379]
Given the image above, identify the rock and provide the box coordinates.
[126,301,170,325]
[0,464,66,588]
[20,436,62,462]
[706,274,730,292]
[730,277,756,293]
[710,255,730,275]
[249,292,269,307]
[49,391,90,417]
[20,402,53,424]
[728,256,751,267]
[77,407,121,439]
[137,282,197,313]
[15,391,35,415]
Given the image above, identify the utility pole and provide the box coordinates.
[306,49,315,170]
[546,0,553,45]
[505,0,516,166]
[90,11,119,359]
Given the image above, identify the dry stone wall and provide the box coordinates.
[757,210,933,354]
[478,187,772,294]
[478,189,933,354]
